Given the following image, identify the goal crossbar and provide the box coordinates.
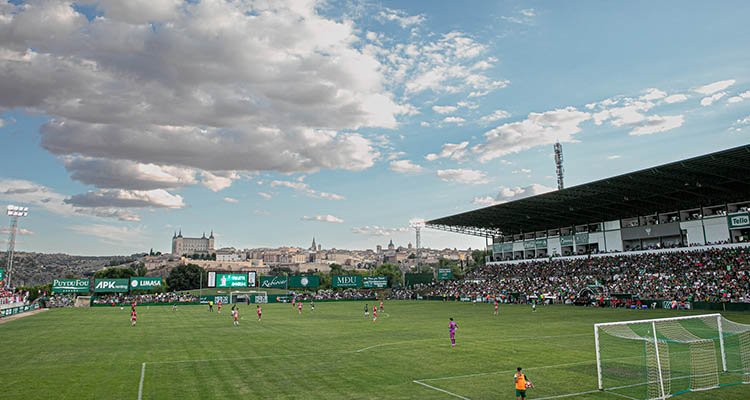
[593,313,743,398]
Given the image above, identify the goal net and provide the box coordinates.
[229,290,268,305]
[595,314,750,399]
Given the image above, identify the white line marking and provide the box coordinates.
[605,390,639,400]
[137,362,146,400]
[413,380,472,400]
[534,389,602,400]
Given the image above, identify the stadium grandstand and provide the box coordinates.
[428,144,750,261]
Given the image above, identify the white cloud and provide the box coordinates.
[442,116,465,124]
[271,179,345,201]
[737,116,750,125]
[254,209,271,216]
[727,91,750,104]
[432,105,458,114]
[64,189,185,209]
[663,94,688,104]
[436,169,489,185]
[512,168,531,174]
[0,178,139,221]
[69,224,145,245]
[376,7,425,28]
[1,0,401,194]
[640,88,667,101]
[473,107,591,162]
[223,197,239,204]
[420,121,430,127]
[258,192,272,200]
[301,214,344,224]
[62,156,197,190]
[200,171,239,192]
[389,159,424,174]
[694,79,735,95]
[425,142,469,161]
[629,115,684,136]
[473,183,555,206]
[351,226,409,236]
[607,155,621,160]
[480,109,511,123]
[700,92,726,106]
[0,227,33,236]
[520,9,536,17]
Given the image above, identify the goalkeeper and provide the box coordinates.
[514,367,533,399]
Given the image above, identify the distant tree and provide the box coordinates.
[328,263,344,276]
[167,264,205,291]
[269,267,291,276]
[372,263,402,287]
[131,262,147,277]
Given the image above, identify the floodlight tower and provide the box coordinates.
[5,205,29,289]
[554,142,564,190]
[410,219,426,270]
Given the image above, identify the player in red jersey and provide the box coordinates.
[130,309,137,327]
[257,305,262,321]
[372,306,378,322]
[297,300,303,315]
[379,300,384,312]
[217,300,222,314]
[232,306,239,327]
[494,299,499,316]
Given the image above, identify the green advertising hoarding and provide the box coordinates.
[52,279,90,293]
[575,233,590,245]
[0,268,4,282]
[288,275,320,289]
[534,238,548,248]
[216,273,249,288]
[332,275,362,288]
[437,268,453,280]
[363,276,388,289]
[94,279,129,293]
[260,276,288,289]
[728,212,750,229]
[503,243,513,252]
[523,240,535,250]
[129,277,163,291]
[560,236,574,246]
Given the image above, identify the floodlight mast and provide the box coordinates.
[5,205,29,289]
[410,219,425,271]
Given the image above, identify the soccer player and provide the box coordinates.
[532,300,536,313]
[364,303,369,317]
[372,306,377,322]
[172,303,177,312]
[257,305,262,321]
[130,309,137,327]
[217,299,222,314]
[379,300,384,312]
[208,300,214,312]
[232,306,239,327]
[514,367,533,400]
[449,317,458,347]
[494,299,499,316]
[310,300,315,312]
[292,297,296,309]
[297,300,303,315]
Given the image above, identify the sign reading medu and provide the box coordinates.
[52,279,90,293]
[94,279,129,293]
[129,277,163,290]
[332,275,362,288]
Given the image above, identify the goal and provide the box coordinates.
[594,314,750,399]
[229,290,268,305]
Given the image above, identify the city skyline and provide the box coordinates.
[1,1,749,255]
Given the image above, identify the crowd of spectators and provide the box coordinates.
[0,288,27,305]
[292,289,377,301]
[92,292,198,305]
[416,247,750,303]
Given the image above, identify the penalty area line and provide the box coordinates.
[413,380,472,400]
[137,362,146,400]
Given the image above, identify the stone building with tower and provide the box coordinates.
[171,230,215,256]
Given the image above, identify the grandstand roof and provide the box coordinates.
[427,144,750,237]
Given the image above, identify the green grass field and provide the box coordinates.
[2,302,749,399]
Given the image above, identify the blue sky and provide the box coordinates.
[1,0,749,255]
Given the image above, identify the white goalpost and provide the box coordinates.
[594,313,750,400]
[229,290,268,304]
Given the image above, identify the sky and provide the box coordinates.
[1,0,749,256]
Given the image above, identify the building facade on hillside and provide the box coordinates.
[171,230,215,255]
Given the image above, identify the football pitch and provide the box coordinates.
[1,302,749,400]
